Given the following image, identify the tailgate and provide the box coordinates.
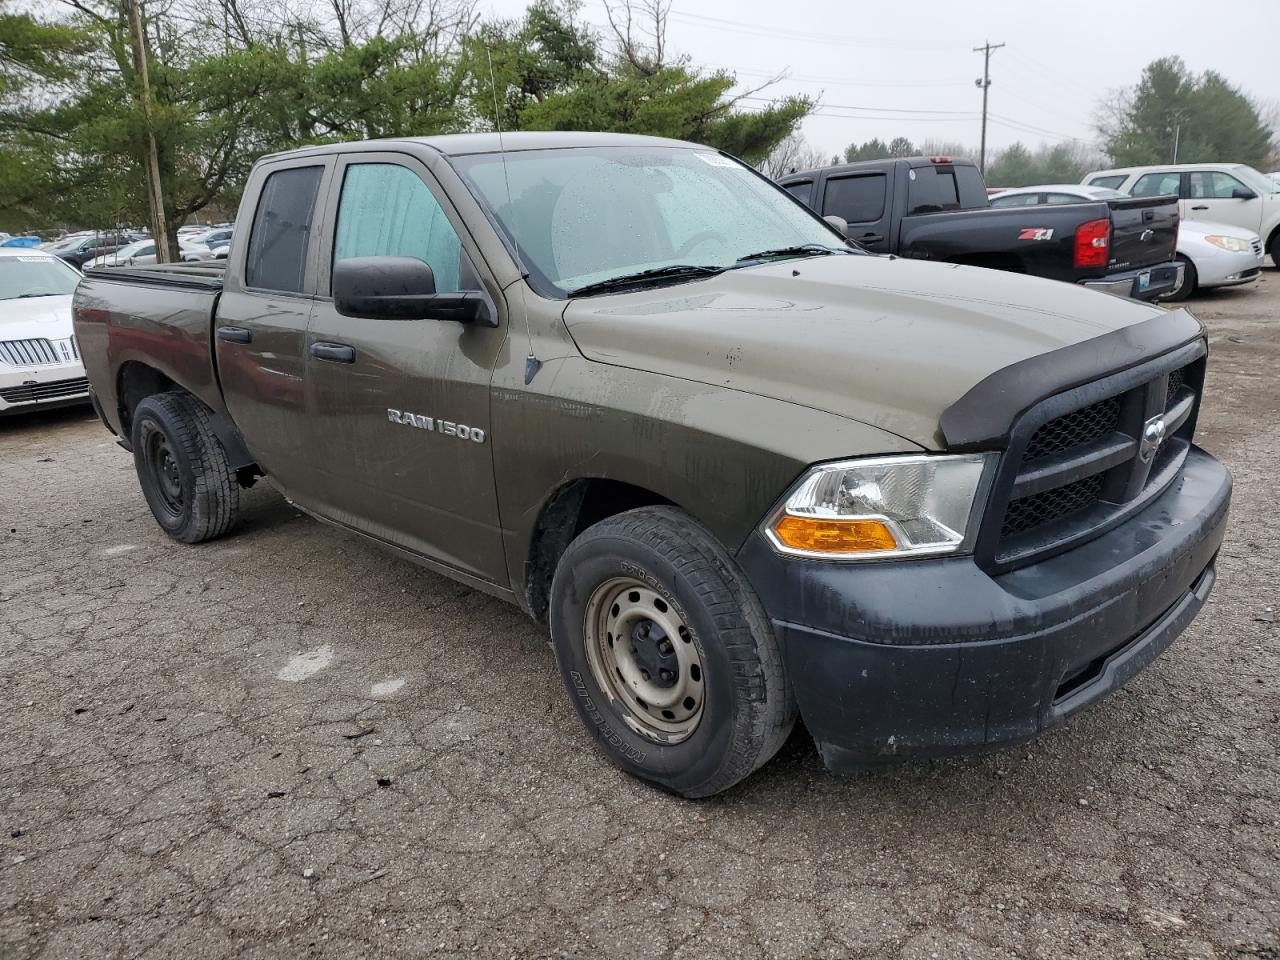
[1107,196,1178,272]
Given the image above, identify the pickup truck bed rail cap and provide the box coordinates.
[80,262,224,291]
[940,308,1206,452]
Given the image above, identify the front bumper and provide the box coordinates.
[1080,260,1182,301]
[0,360,90,414]
[737,446,1231,770]
[1195,244,1266,290]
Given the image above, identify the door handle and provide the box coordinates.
[860,233,885,243]
[216,327,251,344]
[310,342,355,363]
[1190,205,1209,211]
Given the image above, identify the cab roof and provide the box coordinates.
[261,131,706,162]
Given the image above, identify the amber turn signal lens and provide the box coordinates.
[772,516,898,554]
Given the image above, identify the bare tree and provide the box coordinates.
[603,0,668,75]
[758,132,826,179]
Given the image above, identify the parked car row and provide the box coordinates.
[990,184,1266,301]
[779,156,1184,301]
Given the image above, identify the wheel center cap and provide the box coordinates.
[629,619,678,688]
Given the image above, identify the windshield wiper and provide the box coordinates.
[567,264,724,298]
[734,243,849,264]
[17,293,58,298]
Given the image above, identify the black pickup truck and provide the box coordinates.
[780,156,1182,301]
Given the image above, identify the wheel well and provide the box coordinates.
[524,479,675,621]
[115,362,260,486]
[950,252,1027,273]
[116,361,177,437]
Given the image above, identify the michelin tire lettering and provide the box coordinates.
[387,409,486,442]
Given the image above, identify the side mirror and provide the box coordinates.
[823,214,850,237]
[1231,187,1257,201]
[333,256,492,326]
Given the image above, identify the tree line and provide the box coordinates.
[763,56,1276,188]
[0,0,811,247]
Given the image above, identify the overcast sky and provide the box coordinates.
[480,0,1278,158]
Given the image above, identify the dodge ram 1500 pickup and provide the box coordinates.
[74,132,1231,797]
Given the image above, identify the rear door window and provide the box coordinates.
[907,166,962,213]
[1088,175,1127,190]
[822,174,887,223]
[245,165,324,293]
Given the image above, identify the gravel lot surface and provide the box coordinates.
[2,271,1278,960]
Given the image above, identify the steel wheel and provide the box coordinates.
[583,577,705,743]
[141,421,184,518]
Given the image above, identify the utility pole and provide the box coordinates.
[1168,109,1189,163]
[124,0,170,262]
[973,40,1005,176]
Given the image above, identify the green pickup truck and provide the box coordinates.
[73,132,1231,797]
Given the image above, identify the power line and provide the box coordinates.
[728,66,971,89]
[736,94,977,116]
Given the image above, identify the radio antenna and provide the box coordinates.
[486,47,540,385]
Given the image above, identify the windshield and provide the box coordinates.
[1086,188,1128,200]
[452,146,850,297]
[1233,165,1280,196]
[0,256,81,300]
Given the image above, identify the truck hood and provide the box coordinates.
[0,294,74,341]
[562,254,1164,449]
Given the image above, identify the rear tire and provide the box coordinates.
[1163,255,1197,302]
[549,506,795,798]
[131,392,240,544]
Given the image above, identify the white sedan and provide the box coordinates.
[0,249,90,415]
[989,184,1266,301]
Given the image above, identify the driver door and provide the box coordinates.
[301,152,508,584]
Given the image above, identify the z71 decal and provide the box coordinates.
[1017,227,1055,241]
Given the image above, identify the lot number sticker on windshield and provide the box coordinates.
[695,152,739,168]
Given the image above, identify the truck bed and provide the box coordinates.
[74,262,228,432]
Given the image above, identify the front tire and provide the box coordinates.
[131,392,240,544]
[1270,233,1280,270]
[1163,255,1197,302]
[549,507,795,797]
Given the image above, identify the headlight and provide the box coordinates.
[1204,235,1251,253]
[765,454,993,560]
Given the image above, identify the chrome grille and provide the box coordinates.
[0,376,90,404]
[0,337,79,367]
[1252,238,1264,258]
[0,338,58,365]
